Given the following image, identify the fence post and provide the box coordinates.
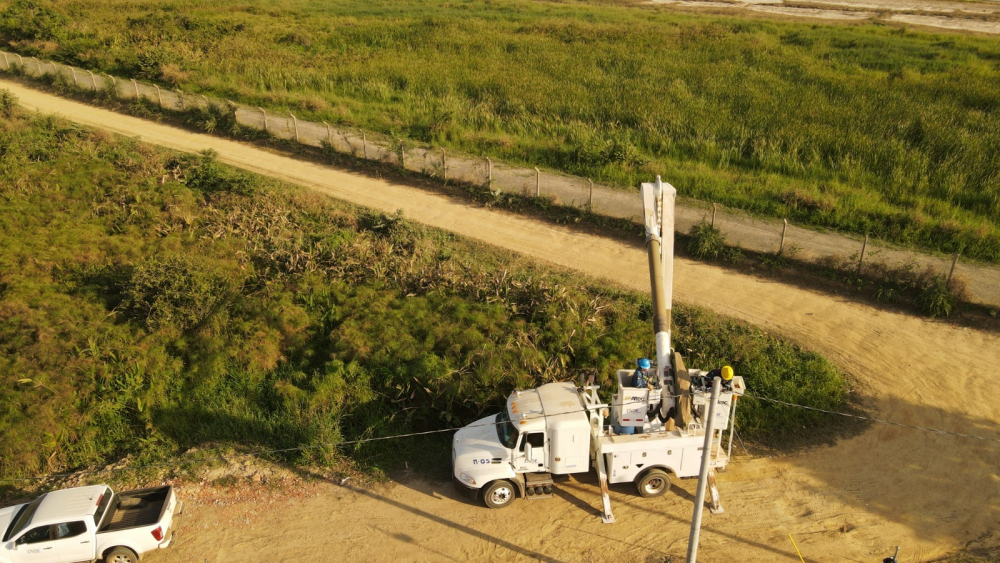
[201,95,209,110]
[88,71,97,91]
[486,157,492,189]
[176,90,184,110]
[399,140,405,169]
[442,149,447,181]
[588,178,594,211]
[779,219,788,255]
[258,107,267,134]
[153,85,162,107]
[132,79,139,99]
[290,112,299,143]
[711,203,717,227]
[535,167,540,197]
[70,66,78,87]
[324,122,333,149]
[1,52,7,70]
[107,74,116,96]
[15,54,23,68]
[857,234,868,273]
[948,252,961,284]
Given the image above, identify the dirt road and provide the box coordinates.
[8,80,1000,562]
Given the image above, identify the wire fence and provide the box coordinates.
[2,51,999,307]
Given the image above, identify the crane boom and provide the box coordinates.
[641,176,676,385]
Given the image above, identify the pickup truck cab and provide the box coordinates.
[0,485,181,563]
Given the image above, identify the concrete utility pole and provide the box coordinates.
[686,377,721,563]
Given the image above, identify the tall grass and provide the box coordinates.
[2,0,999,261]
[0,97,851,480]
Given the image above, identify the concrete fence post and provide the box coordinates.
[1,52,8,69]
[711,203,718,227]
[442,149,447,181]
[399,141,405,169]
[535,167,540,197]
[154,85,162,107]
[486,157,492,189]
[948,252,961,284]
[176,90,184,110]
[588,178,594,211]
[106,74,116,96]
[69,65,78,87]
[858,234,869,273]
[131,79,139,100]
[88,71,97,91]
[779,219,788,255]
[289,112,299,143]
[15,54,23,68]
[324,122,333,149]
[258,108,268,134]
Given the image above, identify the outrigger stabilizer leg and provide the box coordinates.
[596,452,616,524]
[708,469,725,514]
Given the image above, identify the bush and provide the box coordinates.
[120,255,233,330]
[917,276,957,318]
[687,220,726,261]
[179,150,260,196]
[0,89,16,118]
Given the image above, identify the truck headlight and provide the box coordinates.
[459,472,476,486]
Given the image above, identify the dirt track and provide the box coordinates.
[7,80,1000,562]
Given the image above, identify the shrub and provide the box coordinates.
[120,255,233,330]
[917,275,957,318]
[180,150,260,196]
[687,220,726,261]
[0,89,16,118]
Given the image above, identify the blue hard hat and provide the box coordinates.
[637,358,651,369]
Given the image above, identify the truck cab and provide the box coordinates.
[452,382,590,508]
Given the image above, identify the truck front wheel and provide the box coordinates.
[636,469,671,498]
[483,480,516,509]
[104,546,139,563]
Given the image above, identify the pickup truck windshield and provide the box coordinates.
[3,494,45,542]
[496,410,518,449]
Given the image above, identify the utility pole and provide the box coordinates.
[686,377,721,563]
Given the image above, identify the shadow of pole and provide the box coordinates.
[338,481,563,563]
[559,482,800,560]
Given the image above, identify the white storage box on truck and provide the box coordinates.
[0,484,182,563]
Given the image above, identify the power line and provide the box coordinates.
[743,392,1000,445]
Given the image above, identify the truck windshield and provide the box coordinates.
[3,494,45,542]
[496,409,518,449]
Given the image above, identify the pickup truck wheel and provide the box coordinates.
[483,480,516,509]
[636,469,671,498]
[104,546,139,563]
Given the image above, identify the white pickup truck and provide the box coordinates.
[0,485,181,563]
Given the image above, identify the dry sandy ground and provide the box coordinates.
[647,0,1000,34]
[6,81,1000,562]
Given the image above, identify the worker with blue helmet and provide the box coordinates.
[632,358,653,388]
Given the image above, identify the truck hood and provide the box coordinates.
[0,503,24,542]
[453,414,510,473]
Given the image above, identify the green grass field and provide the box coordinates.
[0,94,851,481]
[2,0,999,262]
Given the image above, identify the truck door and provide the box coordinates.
[12,525,61,563]
[52,521,94,562]
[514,432,547,472]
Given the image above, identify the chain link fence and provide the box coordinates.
[3,51,998,308]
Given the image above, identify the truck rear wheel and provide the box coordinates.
[636,469,671,498]
[483,480,516,509]
[104,546,139,563]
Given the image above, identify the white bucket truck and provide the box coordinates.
[451,178,746,522]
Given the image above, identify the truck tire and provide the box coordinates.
[483,480,516,509]
[104,546,139,563]
[636,469,671,498]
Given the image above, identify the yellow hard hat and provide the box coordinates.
[722,366,734,381]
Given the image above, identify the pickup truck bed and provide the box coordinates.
[98,487,170,533]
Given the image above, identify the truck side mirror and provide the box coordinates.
[524,443,533,460]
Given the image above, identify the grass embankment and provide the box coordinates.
[0,96,850,482]
[2,0,999,262]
